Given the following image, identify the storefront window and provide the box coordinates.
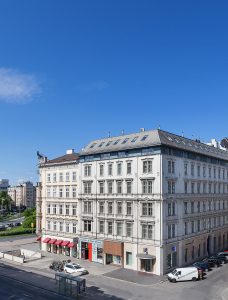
[126,252,132,265]
[97,247,103,260]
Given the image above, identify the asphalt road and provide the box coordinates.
[0,276,64,300]
[0,216,24,226]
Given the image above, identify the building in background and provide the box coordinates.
[37,129,228,275]
[0,179,9,191]
[8,181,36,208]
[37,150,79,257]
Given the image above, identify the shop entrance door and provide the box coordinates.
[140,259,152,272]
[88,243,92,261]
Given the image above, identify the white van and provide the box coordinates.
[168,267,199,283]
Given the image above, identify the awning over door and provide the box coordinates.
[136,254,156,260]
[61,240,70,247]
[43,237,51,243]
[48,239,57,244]
[54,240,63,246]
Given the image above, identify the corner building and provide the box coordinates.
[78,129,228,275]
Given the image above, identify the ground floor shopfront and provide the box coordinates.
[40,235,78,258]
[78,237,103,263]
[103,240,124,266]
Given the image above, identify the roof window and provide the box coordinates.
[106,141,113,147]
[113,139,121,145]
[122,138,129,144]
[141,135,148,141]
[90,143,97,149]
[98,142,105,147]
[131,136,138,143]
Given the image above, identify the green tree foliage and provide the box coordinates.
[0,191,13,212]
[22,208,36,228]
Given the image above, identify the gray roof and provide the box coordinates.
[80,129,228,161]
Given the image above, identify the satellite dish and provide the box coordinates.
[221,138,228,149]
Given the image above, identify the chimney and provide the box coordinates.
[66,149,74,154]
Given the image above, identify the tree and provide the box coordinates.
[0,191,13,212]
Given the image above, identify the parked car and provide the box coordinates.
[168,267,199,283]
[14,222,21,226]
[64,263,88,275]
[192,261,209,272]
[217,252,228,261]
[202,257,220,268]
[214,254,228,264]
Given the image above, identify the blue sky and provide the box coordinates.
[0,0,228,184]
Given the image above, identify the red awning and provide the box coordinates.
[68,242,76,248]
[54,240,63,246]
[61,240,70,247]
[48,239,57,244]
[36,236,41,241]
[43,237,51,243]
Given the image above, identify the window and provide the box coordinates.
[168,160,175,174]
[66,205,70,215]
[84,182,92,194]
[66,187,70,198]
[66,172,70,182]
[203,166,206,177]
[168,181,175,194]
[108,164,113,176]
[197,165,200,177]
[99,221,104,233]
[126,223,132,237]
[126,252,132,265]
[191,202,194,213]
[59,222,63,232]
[143,160,152,173]
[99,202,104,214]
[59,173,63,182]
[107,181,113,194]
[192,246,195,260]
[184,248,188,263]
[47,221,51,230]
[127,162,132,174]
[108,202,113,214]
[53,187,56,198]
[197,182,201,194]
[47,204,51,214]
[209,167,211,178]
[100,164,104,176]
[84,165,91,177]
[73,223,77,234]
[191,221,194,233]
[66,223,70,233]
[53,204,57,214]
[184,163,188,175]
[126,202,132,215]
[84,220,92,232]
[84,201,92,214]
[167,252,177,269]
[117,202,122,214]
[126,181,132,194]
[131,136,138,142]
[47,187,51,197]
[168,224,175,239]
[197,201,200,213]
[47,173,51,182]
[107,221,113,234]
[59,205,63,215]
[113,139,120,145]
[59,188,63,198]
[117,222,123,236]
[99,142,105,147]
[142,202,153,216]
[90,142,97,148]
[72,187,76,198]
[72,172,76,181]
[142,180,153,194]
[197,220,200,232]
[142,224,153,239]
[191,182,195,194]
[117,181,122,194]
[184,222,188,235]
[184,181,188,194]
[191,164,195,176]
[117,163,122,175]
[122,138,129,144]
[99,181,104,194]
[53,173,57,182]
[72,205,77,216]
[141,135,148,141]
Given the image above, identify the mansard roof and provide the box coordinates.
[80,129,228,161]
[44,153,79,166]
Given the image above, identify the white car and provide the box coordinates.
[63,263,86,274]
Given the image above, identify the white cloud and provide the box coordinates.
[0,68,41,104]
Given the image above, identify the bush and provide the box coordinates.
[0,226,34,237]
[22,215,36,228]
[22,208,36,218]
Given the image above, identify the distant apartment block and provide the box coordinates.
[0,179,9,191]
[8,181,36,208]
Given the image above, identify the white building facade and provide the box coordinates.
[37,150,79,257]
[8,181,36,208]
[38,129,228,275]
